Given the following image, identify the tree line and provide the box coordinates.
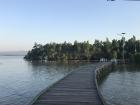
[24,36,140,63]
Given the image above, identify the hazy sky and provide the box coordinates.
[0,0,140,51]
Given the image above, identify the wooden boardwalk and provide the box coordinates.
[33,63,107,105]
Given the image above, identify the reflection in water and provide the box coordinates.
[0,56,82,105]
[99,64,140,105]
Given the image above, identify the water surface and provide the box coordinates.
[99,64,140,105]
[0,56,82,105]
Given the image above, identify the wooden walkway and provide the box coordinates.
[33,63,107,105]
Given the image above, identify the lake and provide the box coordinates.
[0,56,83,105]
[99,64,140,105]
[2,56,139,105]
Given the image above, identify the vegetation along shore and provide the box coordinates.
[24,36,140,63]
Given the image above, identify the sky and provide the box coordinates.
[0,0,140,51]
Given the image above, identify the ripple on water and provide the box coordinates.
[99,64,140,105]
[0,56,86,105]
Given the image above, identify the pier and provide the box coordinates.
[32,62,111,105]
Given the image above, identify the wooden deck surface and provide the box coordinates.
[33,63,106,105]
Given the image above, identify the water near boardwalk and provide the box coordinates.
[99,64,140,105]
[0,56,82,105]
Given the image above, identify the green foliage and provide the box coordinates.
[24,36,140,63]
[131,53,140,63]
[111,51,117,59]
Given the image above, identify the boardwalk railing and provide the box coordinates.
[95,62,112,105]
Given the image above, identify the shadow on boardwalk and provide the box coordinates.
[32,62,108,105]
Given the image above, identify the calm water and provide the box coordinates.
[99,64,140,105]
[0,56,83,105]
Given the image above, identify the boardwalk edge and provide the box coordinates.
[95,62,112,105]
[28,70,75,105]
